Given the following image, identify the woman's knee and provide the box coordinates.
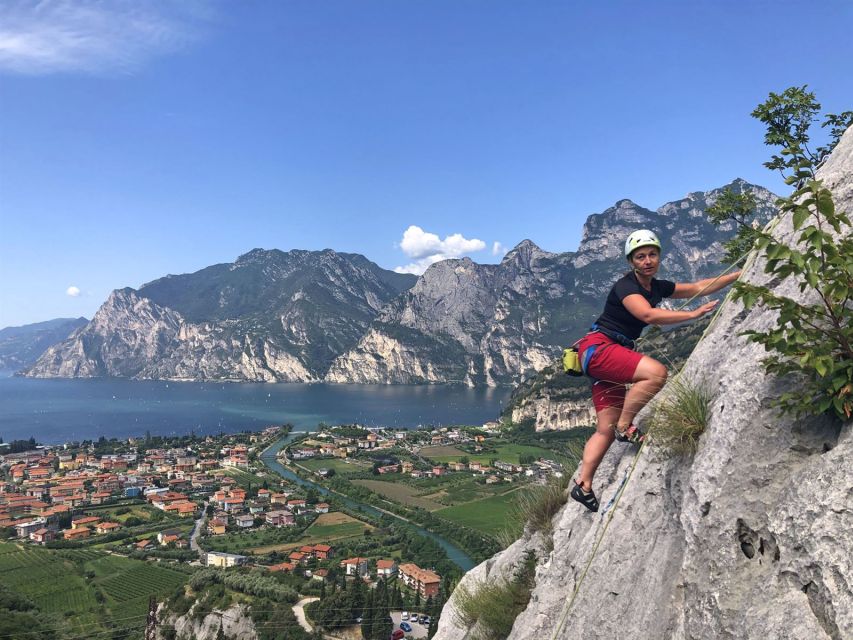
[635,357,668,386]
[595,408,621,434]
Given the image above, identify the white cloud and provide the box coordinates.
[398,225,486,259]
[492,241,506,257]
[0,1,213,75]
[66,286,81,297]
[394,225,488,275]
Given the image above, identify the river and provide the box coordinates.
[260,432,476,571]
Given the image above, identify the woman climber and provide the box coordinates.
[570,229,741,512]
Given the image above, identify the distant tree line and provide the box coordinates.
[3,437,38,453]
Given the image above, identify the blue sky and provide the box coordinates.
[1,0,851,328]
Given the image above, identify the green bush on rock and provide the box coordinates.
[732,87,853,421]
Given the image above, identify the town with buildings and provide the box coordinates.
[1,427,283,552]
[0,421,572,639]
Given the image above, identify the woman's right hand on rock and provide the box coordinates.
[693,299,719,318]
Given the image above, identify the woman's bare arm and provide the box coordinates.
[622,294,718,326]
[670,271,741,299]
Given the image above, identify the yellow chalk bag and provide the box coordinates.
[562,347,583,376]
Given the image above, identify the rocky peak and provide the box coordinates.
[235,247,272,262]
[571,199,657,269]
[501,239,553,269]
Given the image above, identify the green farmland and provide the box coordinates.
[435,489,524,536]
[351,479,446,510]
[84,502,163,524]
[0,541,189,639]
[249,512,373,555]
[304,511,373,539]
[419,476,511,507]
[421,442,572,466]
[298,457,373,476]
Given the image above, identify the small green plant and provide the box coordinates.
[731,87,853,420]
[510,473,570,540]
[707,187,763,265]
[453,551,536,640]
[648,377,713,455]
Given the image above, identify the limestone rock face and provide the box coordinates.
[510,395,595,431]
[324,327,449,383]
[434,129,853,639]
[156,604,256,640]
[327,246,573,385]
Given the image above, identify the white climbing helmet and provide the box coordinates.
[624,229,662,259]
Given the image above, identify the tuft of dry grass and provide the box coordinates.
[507,474,570,541]
[453,551,537,640]
[648,376,713,455]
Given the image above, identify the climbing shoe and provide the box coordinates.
[613,423,645,444]
[570,482,599,513]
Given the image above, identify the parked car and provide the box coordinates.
[422,615,432,626]
[400,622,412,633]
[401,611,409,621]
[391,630,405,640]
[411,614,420,623]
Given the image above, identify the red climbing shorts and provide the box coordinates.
[576,332,644,412]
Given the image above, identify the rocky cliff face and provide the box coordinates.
[156,603,257,640]
[510,394,595,431]
[434,130,853,639]
[328,180,778,387]
[325,244,569,385]
[24,249,416,381]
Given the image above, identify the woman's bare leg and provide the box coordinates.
[578,405,620,491]
[616,356,668,430]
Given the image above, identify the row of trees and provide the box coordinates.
[189,568,299,602]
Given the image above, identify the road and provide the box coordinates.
[189,502,207,561]
[293,597,320,633]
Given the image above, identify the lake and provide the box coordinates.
[0,373,510,444]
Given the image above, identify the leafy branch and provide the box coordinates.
[707,188,762,265]
[730,87,852,420]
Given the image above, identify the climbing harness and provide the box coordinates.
[563,323,632,378]
[549,246,755,640]
[589,322,635,348]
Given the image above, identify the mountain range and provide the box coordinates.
[22,178,778,386]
